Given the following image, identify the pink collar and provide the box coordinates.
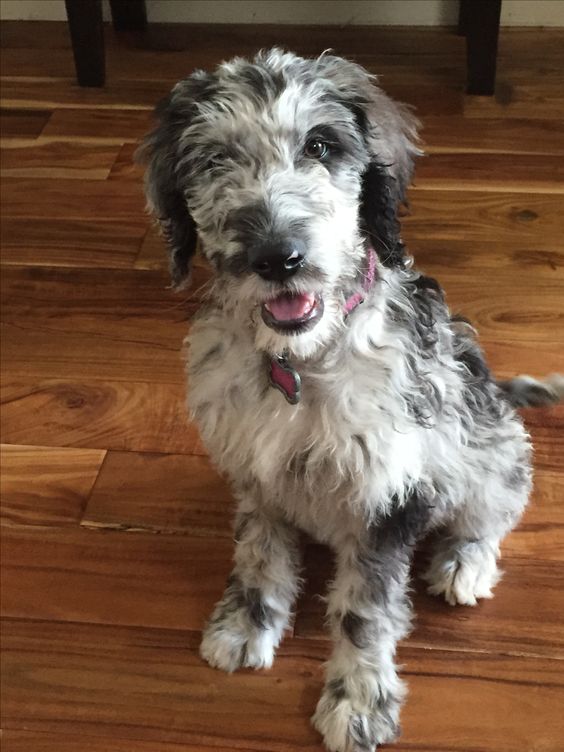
[269,247,377,404]
[343,247,377,316]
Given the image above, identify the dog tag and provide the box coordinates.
[269,353,301,405]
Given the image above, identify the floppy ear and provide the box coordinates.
[138,73,211,288]
[357,92,421,267]
[317,56,421,267]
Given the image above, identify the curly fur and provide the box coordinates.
[140,49,561,752]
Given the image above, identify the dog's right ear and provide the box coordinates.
[137,73,212,289]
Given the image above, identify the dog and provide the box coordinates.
[140,49,563,752]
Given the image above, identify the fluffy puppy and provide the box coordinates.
[140,49,562,752]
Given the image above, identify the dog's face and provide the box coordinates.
[141,49,419,357]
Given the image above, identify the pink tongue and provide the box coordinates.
[266,293,315,322]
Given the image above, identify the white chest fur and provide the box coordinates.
[187,308,427,540]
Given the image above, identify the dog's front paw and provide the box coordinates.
[312,683,401,752]
[424,542,500,607]
[200,617,276,673]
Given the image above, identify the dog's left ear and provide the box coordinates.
[137,72,212,288]
[317,56,422,267]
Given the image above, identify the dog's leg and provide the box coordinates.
[423,475,530,606]
[200,496,301,672]
[313,496,428,752]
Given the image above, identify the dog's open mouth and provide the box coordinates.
[261,292,324,334]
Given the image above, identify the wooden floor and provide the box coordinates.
[1,21,564,752]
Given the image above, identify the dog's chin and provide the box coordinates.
[254,291,340,361]
[260,292,324,336]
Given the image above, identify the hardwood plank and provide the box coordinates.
[142,23,466,58]
[0,108,51,137]
[0,78,461,117]
[412,239,563,280]
[1,266,191,383]
[415,152,564,193]
[497,29,564,60]
[0,444,105,528]
[135,228,212,291]
[504,469,564,562]
[0,79,168,111]
[82,450,233,537]
[421,116,564,156]
[0,620,319,752]
[108,142,144,181]
[526,420,564,475]
[381,83,463,117]
[1,21,561,59]
[41,108,153,143]
[0,378,199,455]
[404,190,564,249]
[474,340,564,382]
[0,139,120,179]
[0,46,463,86]
[435,278,564,346]
[0,527,232,630]
[1,729,247,752]
[0,21,74,49]
[81,453,564,556]
[294,546,564,658]
[2,619,563,752]
[0,217,144,268]
[464,83,564,121]
[0,45,462,87]
[1,177,146,220]
[135,226,172,271]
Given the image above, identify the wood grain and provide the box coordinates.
[0,217,145,268]
[0,378,200,454]
[1,730,248,752]
[82,450,233,536]
[1,527,233,630]
[41,108,153,143]
[0,107,51,137]
[404,189,564,248]
[0,444,105,527]
[464,83,564,121]
[1,177,146,220]
[0,139,120,179]
[411,239,563,279]
[1,266,192,383]
[108,142,144,181]
[422,116,564,155]
[0,78,168,111]
[415,152,564,193]
[3,619,563,752]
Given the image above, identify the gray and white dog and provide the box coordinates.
[141,49,562,751]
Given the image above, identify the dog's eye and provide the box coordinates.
[304,139,329,160]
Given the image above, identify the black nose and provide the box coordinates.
[249,240,305,281]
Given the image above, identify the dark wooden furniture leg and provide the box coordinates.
[109,0,148,31]
[460,0,502,95]
[64,0,105,87]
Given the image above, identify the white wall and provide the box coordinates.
[1,0,563,26]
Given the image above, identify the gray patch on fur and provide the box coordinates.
[341,610,370,649]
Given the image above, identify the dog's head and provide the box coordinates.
[140,49,420,357]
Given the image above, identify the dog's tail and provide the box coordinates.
[497,374,564,408]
